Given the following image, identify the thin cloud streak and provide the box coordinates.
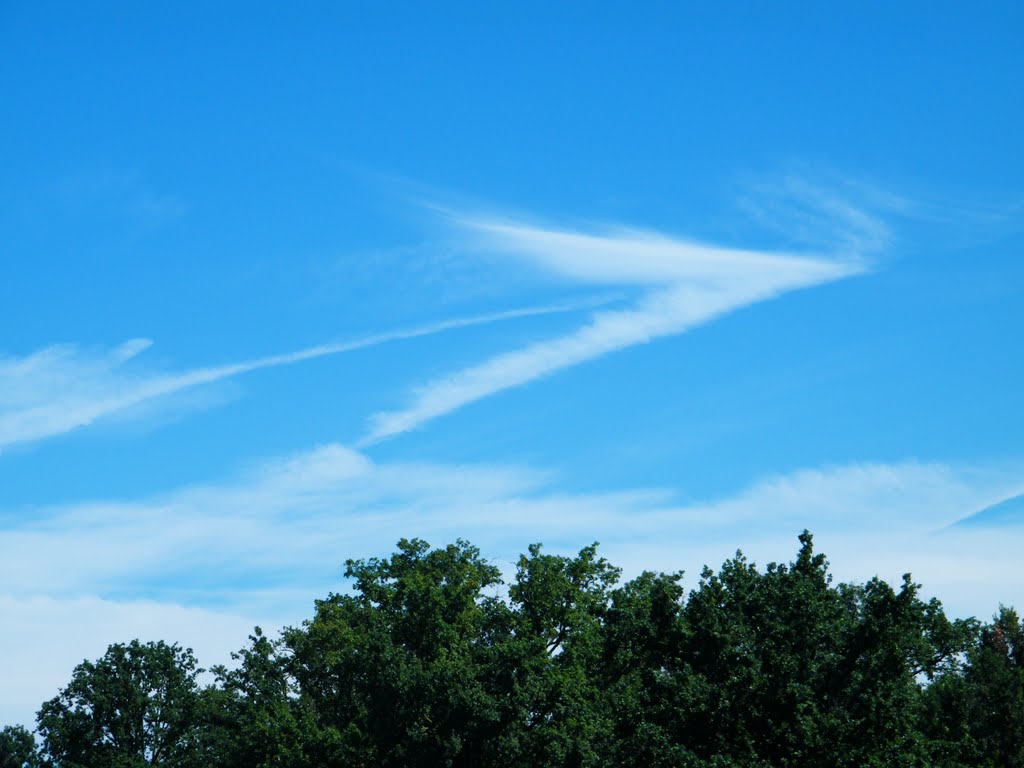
[363,214,868,444]
[0,303,587,452]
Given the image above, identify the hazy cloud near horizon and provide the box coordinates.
[2,441,1022,725]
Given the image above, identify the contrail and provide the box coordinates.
[0,300,598,451]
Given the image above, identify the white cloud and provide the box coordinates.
[2,444,1020,611]
[0,595,257,729]
[457,217,859,286]
[363,212,869,443]
[653,461,998,533]
[3,445,1023,727]
[0,303,583,453]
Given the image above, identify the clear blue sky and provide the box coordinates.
[2,1,1023,726]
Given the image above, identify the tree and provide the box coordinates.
[669,532,971,768]
[282,538,625,767]
[504,542,621,767]
[193,628,315,768]
[0,725,39,768]
[599,570,692,767]
[36,640,202,768]
[924,607,1024,767]
[18,533,1017,766]
[967,607,1024,766]
[283,538,514,767]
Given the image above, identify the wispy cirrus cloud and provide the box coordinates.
[0,303,585,453]
[363,205,873,444]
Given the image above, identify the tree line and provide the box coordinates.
[2,532,1023,767]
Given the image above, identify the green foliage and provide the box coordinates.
[36,640,202,768]
[194,628,314,768]
[503,541,621,767]
[659,533,976,768]
[9,532,1024,766]
[923,606,1024,767]
[0,725,39,768]
[283,538,514,767]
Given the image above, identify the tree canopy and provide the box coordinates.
[5,532,1022,767]
[35,640,202,768]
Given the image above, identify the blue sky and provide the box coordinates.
[2,1,1024,725]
